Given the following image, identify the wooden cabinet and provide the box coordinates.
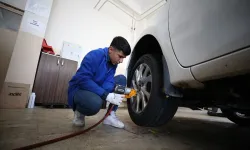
[33,52,77,106]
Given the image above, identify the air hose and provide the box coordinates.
[13,105,115,150]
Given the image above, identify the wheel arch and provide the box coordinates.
[128,34,162,71]
[127,34,182,97]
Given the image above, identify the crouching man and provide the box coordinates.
[68,36,131,128]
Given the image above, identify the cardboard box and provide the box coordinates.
[0,82,30,109]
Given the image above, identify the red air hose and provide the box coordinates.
[13,105,114,150]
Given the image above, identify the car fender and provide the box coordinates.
[127,26,204,91]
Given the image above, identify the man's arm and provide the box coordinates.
[77,52,108,98]
[101,68,116,93]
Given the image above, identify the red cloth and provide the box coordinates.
[42,39,55,55]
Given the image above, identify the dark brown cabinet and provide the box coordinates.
[33,52,77,106]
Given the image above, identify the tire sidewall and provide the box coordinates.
[221,109,250,126]
[127,54,165,126]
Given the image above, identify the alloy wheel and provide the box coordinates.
[131,63,152,113]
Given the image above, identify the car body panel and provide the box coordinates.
[127,2,204,89]
[191,46,250,82]
[128,0,250,89]
[169,0,250,67]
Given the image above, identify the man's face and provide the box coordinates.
[108,46,126,65]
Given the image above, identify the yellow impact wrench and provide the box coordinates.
[114,84,137,98]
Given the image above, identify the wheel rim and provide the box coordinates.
[131,63,152,114]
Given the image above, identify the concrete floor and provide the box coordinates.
[0,107,250,150]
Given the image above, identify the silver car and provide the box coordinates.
[126,0,250,126]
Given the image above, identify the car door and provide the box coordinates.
[168,0,250,67]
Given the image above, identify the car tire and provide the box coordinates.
[221,109,250,126]
[127,54,179,127]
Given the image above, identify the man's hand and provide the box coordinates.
[106,93,125,106]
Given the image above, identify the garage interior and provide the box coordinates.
[0,0,250,150]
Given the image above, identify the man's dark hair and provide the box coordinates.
[110,36,131,56]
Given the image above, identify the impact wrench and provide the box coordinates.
[13,85,137,150]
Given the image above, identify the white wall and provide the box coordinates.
[45,0,133,76]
